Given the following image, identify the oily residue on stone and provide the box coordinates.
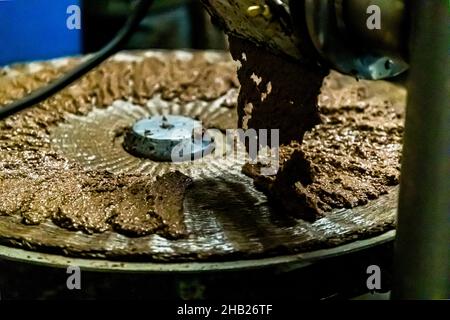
[0,51,238,238]
[243,71,406,220]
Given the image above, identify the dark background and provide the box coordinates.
[0,0,226,65]
[82,0,226,52]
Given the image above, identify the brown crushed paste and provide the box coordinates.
[228,36,327,147]
[229,35,405,220]
[243,71,406,220]
[0,52,239,238]
[0,166,192,238]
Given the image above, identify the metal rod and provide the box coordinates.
[393,0,449,299]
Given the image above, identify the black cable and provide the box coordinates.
[0,0,154,120]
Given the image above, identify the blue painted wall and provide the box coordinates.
[0,0,82,65]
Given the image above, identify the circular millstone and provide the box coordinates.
[123,115,215,162]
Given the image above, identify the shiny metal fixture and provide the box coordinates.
[290,0,409,79]
[123,115,214,162]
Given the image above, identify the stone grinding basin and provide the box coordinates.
[0,51,400,267]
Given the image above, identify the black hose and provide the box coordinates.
[0,0,154,120]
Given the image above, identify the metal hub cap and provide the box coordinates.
[123,115,215,162]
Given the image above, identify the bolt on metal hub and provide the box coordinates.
[123,115,215,162]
